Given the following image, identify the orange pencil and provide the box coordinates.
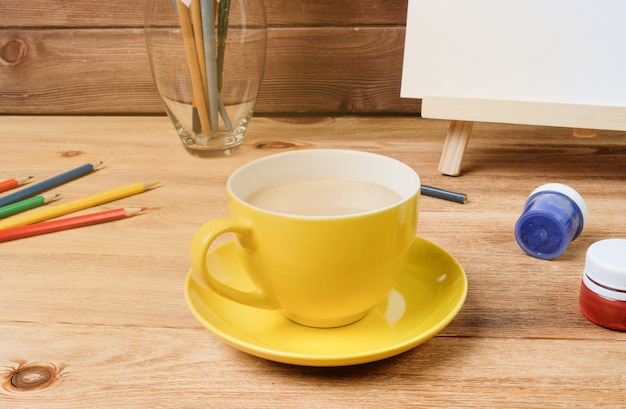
[0,207,146,242]
[0,176,33,193]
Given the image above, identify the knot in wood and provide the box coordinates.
[255,141,297,150]
[10,364,55,391]
[0,39,27,66]
[59,150,84,157]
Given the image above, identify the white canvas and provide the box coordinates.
[401,0,626,108]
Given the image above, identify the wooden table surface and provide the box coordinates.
[1,115,625,408]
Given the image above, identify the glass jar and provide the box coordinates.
[145,0,267,157]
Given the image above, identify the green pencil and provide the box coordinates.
[0,193,61,219]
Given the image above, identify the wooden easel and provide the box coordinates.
[426,97,626,176]
[401,1,626,176]
[437,121,597,176]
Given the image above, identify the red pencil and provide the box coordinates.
[0,176,33,193]
[0,207,146,242]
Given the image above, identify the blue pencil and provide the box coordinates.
[0,162,102,207]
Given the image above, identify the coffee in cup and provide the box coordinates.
[190,149,420,328]
[245,177,402,216]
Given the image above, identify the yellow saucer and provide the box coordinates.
[184,236,468,367]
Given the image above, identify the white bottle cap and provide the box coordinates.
[583,239,626,301]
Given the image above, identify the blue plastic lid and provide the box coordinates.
[515,183,586,260]
[516,212,570,259]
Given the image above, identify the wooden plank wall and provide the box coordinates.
[0,0,420,115]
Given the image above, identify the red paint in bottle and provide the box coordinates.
[579,239,626,331]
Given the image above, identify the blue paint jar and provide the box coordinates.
[514,183,588,260]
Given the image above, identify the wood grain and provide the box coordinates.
[0,29,160,114]
[0,0,410,27]
[0,1,418,114]
[1,115,625,407]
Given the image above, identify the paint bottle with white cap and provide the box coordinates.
[514,183,588,260]
[579,238,626,331]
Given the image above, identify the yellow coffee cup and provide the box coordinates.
[190,149,420,328]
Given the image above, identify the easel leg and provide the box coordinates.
[572,128,597,138]
[438,120,474,176]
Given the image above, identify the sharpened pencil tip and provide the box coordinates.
[124,207,148,217]
[93,161,105,170]
[43,193,63,203]
[17,176,34,185]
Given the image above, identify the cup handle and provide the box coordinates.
[190,218,277,309]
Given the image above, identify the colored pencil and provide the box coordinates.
[200,0,220,132]
[0,162,102,207]
[191,0,208,90]
[176,0,212,133]
[190,0,207,134]
[0,207,147,242]
[421,185,468,204]
[0,181,159,230]
[0,176,33,193]
[0,193,62,219]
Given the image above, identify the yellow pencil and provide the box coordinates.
[0,181,159,230]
